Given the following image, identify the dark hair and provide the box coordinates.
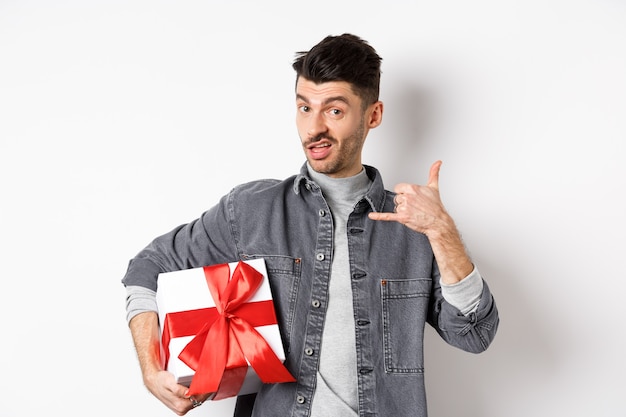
[292,33,382,107]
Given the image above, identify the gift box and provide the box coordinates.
[156,258,295,400]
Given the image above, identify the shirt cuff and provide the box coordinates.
[440,266,484,315]
[125,285,158,323]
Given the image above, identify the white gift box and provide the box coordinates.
[156,258,287,396]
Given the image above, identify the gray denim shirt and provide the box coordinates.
[122,163,499,417]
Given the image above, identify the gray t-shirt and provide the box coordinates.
[307,165,371,416]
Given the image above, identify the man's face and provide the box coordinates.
[295,77,382,178]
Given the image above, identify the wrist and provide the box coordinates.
[424,212,457,245]
[426,215,474,284]
[143,366,165,391]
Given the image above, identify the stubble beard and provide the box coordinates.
[304,117,367,177]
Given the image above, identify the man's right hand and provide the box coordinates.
[129,312,213,415]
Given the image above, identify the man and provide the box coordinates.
[122,33,499,417]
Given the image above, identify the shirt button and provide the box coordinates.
[312,300,321,308]
[304,347,314,356]
[318,209,326,217]
[297,395,306,404]
[316,253,325,261]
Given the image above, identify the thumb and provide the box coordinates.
[427,160,442,189]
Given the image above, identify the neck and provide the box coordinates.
[306,163,371,207]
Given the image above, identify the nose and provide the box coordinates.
[307,112,328,140]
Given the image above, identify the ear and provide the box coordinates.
[367,101,384,129]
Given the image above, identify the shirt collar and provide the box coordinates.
[292,162,387,213]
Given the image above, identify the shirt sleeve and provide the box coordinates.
[439,265,483,315]
[125,285,158,323]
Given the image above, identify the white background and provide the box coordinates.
[1,1,625,416]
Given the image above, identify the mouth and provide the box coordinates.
[306,140,333,160]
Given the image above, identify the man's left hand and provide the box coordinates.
[368,160,447,237]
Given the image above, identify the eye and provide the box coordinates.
[299,105,310,113]
[330,108,342,116]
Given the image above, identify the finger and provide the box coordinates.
[189,396,204,409]
[184,389,214,403]
[427,160,442,189]
[393,183,413,195]
[393,193,407,208]
[368,212,400,222]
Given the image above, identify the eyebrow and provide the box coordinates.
[296,94,350,106]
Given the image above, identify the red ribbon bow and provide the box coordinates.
[161,261,295,399]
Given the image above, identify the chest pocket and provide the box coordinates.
[381,278,431,373]
[242,254,301,353]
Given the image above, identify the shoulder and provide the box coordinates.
[228,175,299,205]
[232,176,295,194]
